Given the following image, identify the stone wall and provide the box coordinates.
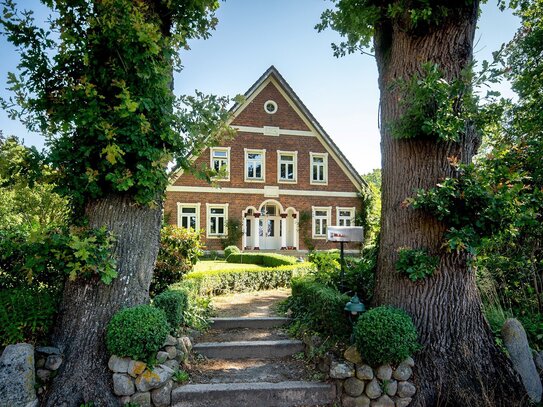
[108,334,193,407]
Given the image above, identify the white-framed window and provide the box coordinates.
[337,207,356,226]
[177,203,201,230]
[244,149,266,182]
[277,150,297,183]
[310,152,328,185]
[206,203,228,238]
[210,147,230,181]
[312,206,331,239]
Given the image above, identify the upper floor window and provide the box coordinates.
[337,207,355,227]
[312,206,331,238]
[206,203,228,237]
[177,203,201,230]
[245,149,266,182]
[310,152,328,185]
[277,151,297,183]
[210,147,230,181]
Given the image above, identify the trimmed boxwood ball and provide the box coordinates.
[153,289,188,333]
[354,305,420,366]
[224,245,240,258]
[106,304,169,362]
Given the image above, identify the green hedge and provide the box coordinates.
[0,287,59,346]
[226,252,298,267]
[288,276,351,341]
[153,289,188,334]
[181,263,313,296]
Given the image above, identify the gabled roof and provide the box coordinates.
[170,66,367,191]
[230,65,367,191]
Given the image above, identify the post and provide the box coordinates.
[340,241,345,293]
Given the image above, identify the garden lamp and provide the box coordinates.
[344,293,366,316]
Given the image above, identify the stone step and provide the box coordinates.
[193,340,304,359]
[198,327,289,343]
[189,358,311,384]
[171,381,336,407]
[211,317,290,330]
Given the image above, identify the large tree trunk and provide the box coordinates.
[373,3,526,406]
[45,195,162,407]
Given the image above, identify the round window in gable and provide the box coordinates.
[264,100,278,114]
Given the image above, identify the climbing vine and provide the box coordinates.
[396,248,439,281]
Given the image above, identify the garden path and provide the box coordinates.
[173,289,336,406]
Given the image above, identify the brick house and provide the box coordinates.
[165,66,366,252]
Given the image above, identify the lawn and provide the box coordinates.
[193,260,264,273]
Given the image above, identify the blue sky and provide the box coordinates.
[0,1,520,174]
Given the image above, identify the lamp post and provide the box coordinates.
[345,293,366,343]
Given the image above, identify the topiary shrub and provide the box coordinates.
[353,305,420,366]
[153,289,188,334]
[106,305,169,362]
[223,245,240,259]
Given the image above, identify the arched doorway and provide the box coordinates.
[242,201,298,251]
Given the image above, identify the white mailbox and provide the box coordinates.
[327,226,364,243]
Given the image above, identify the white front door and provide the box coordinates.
[259,215,281,250]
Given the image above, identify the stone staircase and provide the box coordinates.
[172,317,336,407]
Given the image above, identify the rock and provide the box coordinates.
[128,360,147,378]
[151,380,172,407]
[119,396,131,405]
[376,365,392,381]
[44,354,62,371]
[344,377,365,397]
[344,345,363,364]
[108,355,130,373]
[175,350,186,363]
[157,351,169,364]
[135,365,174,392]
[36,369,52,382]
[395,398,412,407]
[165,345,177,360]
[393,363,412,381]
[502,318,542,403]
[130,391,151,407]
[534,351,543,373]
[177,337,188,354]
[0,343,38,407]
[385,380,397,397]
[163,334,177,347]
[372,394,395,407]
[397,381,416,398]
[402,357,415,367]
[356,364,374,380]
[164,359,180,371]
[365,378,382,399]
[341,394,370,407]
[35,346,61,355]
[330,360,355,379]
[113,373,135,396]
[181,336,192,352]
[35,358,45,369]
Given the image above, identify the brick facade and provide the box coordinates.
[165,67,365,252]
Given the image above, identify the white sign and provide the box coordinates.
[327,226,364,243]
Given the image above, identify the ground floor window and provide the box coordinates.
[337,207,356,226]
[177,203,200,230]
[206,203,228,237]
[312,206,331,238]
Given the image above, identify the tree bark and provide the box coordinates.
[45,195,162,407]
[373,4,526,406]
